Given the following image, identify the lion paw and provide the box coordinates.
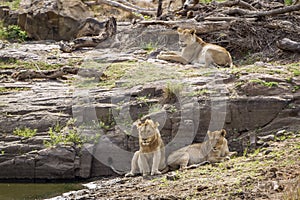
[151,171,162,176]
[125,172,135,177]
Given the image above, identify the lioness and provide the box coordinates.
[158,28,233,68]
[125,119,166,177]
[167,129,231,170]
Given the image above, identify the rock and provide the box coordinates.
[35,146,76,179]
[257,135,275,142]
[18,0,93,40]
[0,41,6,49]
[264,149,273,155]
[196,185,209,192]
[276,130,286,136]
[0,6,18,26]
[166,171,180,181]
[76,144,94,178]
[272,181,283,192]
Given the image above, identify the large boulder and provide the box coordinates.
[17,0,93,40]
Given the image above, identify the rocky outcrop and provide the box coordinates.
[0,26,299,179]
[18,0,93,40]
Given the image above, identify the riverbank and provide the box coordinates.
[49,134,300,200]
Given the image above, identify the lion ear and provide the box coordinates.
[221,129,226,137]
[190,29,196,35]
[136,119,143,128]
[177,27,183,33]
[207,130,213,138]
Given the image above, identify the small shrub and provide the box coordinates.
[44,119,102,148]
[0,24,28,42]
[163,82,184,103]
[13,127,37,138]
[284,0,294,5]
[2,0,21,10]
[141,42,158,52]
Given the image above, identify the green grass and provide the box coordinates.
[0,60,63,70]
[83,61,183,89]
[288,64,300,76]
[0,87,30,93]
[189,88,210,96]
[249,79,279,87]
[163,82,184,102]
[141,42,158,52]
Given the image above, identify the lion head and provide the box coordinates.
[137,119,160,147]
[177,28,201,48]
[207,129,227,151]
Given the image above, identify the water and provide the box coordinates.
[0,183,83,200]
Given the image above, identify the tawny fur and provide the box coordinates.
[125,119,166,177]
[166,129,232,170]
[158,28,233,67]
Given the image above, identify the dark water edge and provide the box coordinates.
[0,183,84,200]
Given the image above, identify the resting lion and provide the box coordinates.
[125,119,166,177]
[158,28,233,68]
[166,129,233,170]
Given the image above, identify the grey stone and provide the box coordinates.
[18,0,93,40]
[257,135,275,142]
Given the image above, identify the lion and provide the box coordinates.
[166,129,233,170]
[158,28,233,68]
[125,119,166,177]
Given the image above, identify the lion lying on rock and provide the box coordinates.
[158,28,233,67]
[166,129,234,170]
[125,119,166,177]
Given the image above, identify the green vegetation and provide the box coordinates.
[44,119,102,148]
[148,104,163,114]
[141,42,158,52]
[95,61,138,88]
[249,79,279,87]
[168,105,178,113]
[0,23,28,42]
[122,63,181,88]
[13,127,37,138]
[1,0,21,10]
[292,85,300,93]
[0,59,63,70]
[163,82,184,102]
[189,88,210,96]
[136,95,150,104]
[0,87,30,93]
[232,62,300,79]
[80,61,182,89]
[284,0,294,5]
[288,64,300,76]
[133,13,152,20]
